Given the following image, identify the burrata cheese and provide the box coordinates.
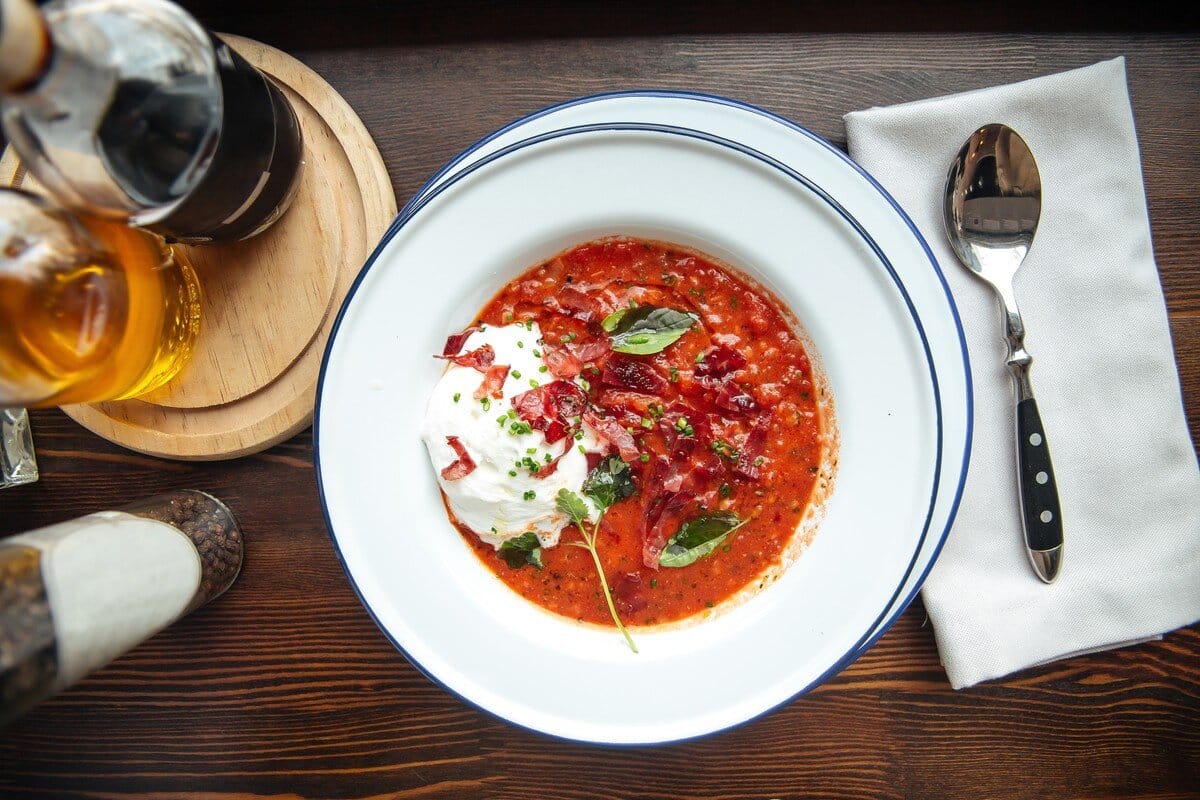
[421,323,599,549]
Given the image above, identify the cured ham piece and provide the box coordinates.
[569,339,611,365]
[602,355,668,394]
[440,436,476,480]
[437,343,495,372]
[695,344,746,379]
[735,416,772,479]
[582,409,640,462]
[441,326,479,357]
[513,380,588,444]
[542,345,582,379]
[473,364,510,400]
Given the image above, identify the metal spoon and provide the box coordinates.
[944,123,1063,583]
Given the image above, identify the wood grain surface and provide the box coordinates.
[1,8,1198,799]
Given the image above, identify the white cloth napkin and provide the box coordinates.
[844,57,1200,689]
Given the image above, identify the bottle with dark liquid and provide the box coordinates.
[0,0,303,243]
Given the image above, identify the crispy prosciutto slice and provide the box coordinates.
[440,436,476,480]
[735,415,772,479]
[695,344,747,379]
[713,381,759,415]
[533,438,574,479]
[554,285,604,323]
[602,354,668,394]
[542,345,582,379]
[569,338,611,365]
[582,409,640,462]
[512,380,588,445]
[441,326,479,357]
[473,364,510,400]
[436,343,495,372]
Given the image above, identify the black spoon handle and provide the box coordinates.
[1016,396,1063,581]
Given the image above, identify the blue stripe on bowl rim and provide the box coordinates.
[314,111,972,745]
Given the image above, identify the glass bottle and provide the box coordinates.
[0,0,304,243]
[0,188,201,408]
[0,490,243,726]
[0,408,37,489]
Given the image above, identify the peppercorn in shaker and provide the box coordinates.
[0,491,242,725]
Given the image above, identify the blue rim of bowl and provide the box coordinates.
[396,89,972,655]
[397,92,972,656]
[314,115,969,748]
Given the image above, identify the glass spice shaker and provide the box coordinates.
[0,490,242,726]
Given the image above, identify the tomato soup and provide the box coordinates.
[440,237,832,627]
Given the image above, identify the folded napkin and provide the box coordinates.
[844,57,1200,689]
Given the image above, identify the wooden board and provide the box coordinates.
[1,34,396,459]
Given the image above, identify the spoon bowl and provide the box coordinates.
[944,123,1042,283]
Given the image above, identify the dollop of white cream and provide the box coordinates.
[421,323,599,550]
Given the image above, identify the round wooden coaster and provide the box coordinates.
[1,35,396,459]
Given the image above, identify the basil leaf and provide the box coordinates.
[499,531,543,570]
[582,455,635,511]
[606,305,696,355]
[600,308,628,332]
[556,488,591,526]
[659,512,746,568]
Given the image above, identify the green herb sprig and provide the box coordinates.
[557,456,637,652]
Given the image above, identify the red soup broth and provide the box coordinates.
[447,237,833,627]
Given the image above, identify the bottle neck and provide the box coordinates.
[0,0,51,93]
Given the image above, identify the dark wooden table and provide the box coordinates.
[3,4,1198,798]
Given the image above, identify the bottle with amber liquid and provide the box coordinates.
[0,188,201,408]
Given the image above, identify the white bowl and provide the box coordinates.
[316,118,970,745]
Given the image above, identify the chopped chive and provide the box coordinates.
[578,444,587,455]
[754,456,765,466]
[640,453,650,463]
[453,392,461,402]
[574,430,584,440]
[517,341,524,349]
[650,578,658,588]
[523,490,536,501]
[503,311,514,323]
[669,366,679,383]
[539,365,549,373]
[509,470,518,477]
[529,379,540,388]
[512,369,522,379]
[544,453,552,463]
[480,396,491,411]
[532,349,541,357]
[526,447,537,454]
[694,351,707,364]
[579,378,591,391]
[719,483,732,498]
[640,417,653,429]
